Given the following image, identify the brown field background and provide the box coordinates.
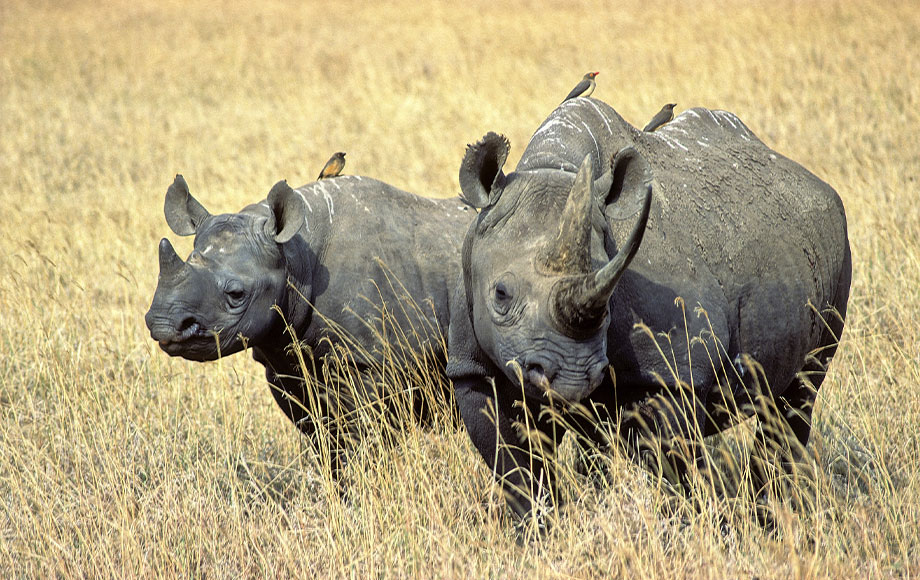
[2,0,919,577]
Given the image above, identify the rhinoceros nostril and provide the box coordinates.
[175,317,201,341]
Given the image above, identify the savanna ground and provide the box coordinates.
[2,0,919,577]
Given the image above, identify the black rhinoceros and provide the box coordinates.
[447,98,852,519]
[145,175,473,470]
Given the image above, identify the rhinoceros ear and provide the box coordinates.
[458,132,510,209]
[164,174,211,236]
[265,180,306,244]
[600,146,653,220]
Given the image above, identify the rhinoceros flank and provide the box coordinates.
[447,98,852,520]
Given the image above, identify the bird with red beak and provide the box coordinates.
[562,71,599,103]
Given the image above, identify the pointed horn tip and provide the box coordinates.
[591,185,652,291]
[157,238,186,276]
[158,237,182,261]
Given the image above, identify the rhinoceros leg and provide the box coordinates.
[753,255,849,507]
[780,287,849,450]
[265,365,363,489]
[455,378,557,523]
[564,373,709,497]
[751,303,847,505]
[622,389,712,497]
[267,370,318,433]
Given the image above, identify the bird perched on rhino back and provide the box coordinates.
[642,103,676,132]
[318,151,346,179]
[562,71,599,103]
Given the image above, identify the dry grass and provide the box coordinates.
[2,0,919,577]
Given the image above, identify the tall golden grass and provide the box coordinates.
[1,0,918,576]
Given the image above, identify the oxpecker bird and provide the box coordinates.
[318,152,346,179]
[643,103,677,132]
[562,71,599,103]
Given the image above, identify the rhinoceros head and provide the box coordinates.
[458,132,652,403]
[145,175,306,361]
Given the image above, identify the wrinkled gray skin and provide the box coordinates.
[447,98,852,520]
[145,175,472,470]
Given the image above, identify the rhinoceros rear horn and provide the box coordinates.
[539,154,595,275]
[265,180,306,244]
[591,181,652,297]
[164,174,211,236]
[458,131,510,209]
[157,237,185,280]
[585,146,654,301]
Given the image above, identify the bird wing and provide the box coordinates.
[642,110,667,132]
[562,79,591,102]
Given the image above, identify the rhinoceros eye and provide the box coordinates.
[225,281,247,308]
[492,281,513,315]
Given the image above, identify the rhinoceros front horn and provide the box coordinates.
[538,154,596,275]
[157,237,185,280]
[552,182,652,335]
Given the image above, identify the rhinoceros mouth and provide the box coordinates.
[532,377,604,404]
[511,360,609,404]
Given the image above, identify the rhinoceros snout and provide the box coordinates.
[533,359,609,403]
[145,309,202,346]
[519,355,608,402]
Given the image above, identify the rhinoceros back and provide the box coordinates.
[633,107,850,321]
